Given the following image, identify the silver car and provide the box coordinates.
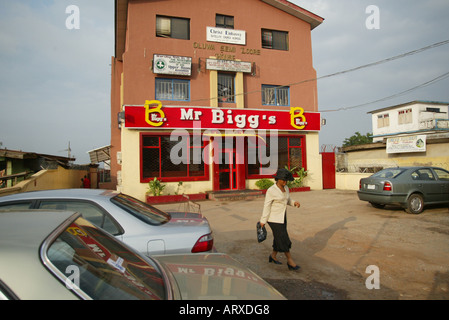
[0,189,213,255]
[0,210,285,300]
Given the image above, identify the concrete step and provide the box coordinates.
[206,189,265,201]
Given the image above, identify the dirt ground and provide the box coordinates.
[157,189,449,300]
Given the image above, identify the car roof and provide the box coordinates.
[0,210,80,299]
[0,189,119,202]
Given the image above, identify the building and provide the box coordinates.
[370,100,449,144]
[111,0,324,201]
[337,101,449,184]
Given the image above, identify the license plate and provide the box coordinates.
[367,184,376,190]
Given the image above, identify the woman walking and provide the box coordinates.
[259,168,301,270]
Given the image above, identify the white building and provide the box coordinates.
[369,100,449,143]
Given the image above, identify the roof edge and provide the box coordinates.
[260,0,324,30]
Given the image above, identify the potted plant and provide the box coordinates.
[146,179,207,204]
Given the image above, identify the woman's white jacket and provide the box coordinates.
[260,184,296,224]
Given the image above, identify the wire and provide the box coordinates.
[320,69,449,112]
[189,39,449,105]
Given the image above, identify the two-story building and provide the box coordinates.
[110,0,324,200]
[338,101,449,184]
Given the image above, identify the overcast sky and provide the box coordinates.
[0,0,448,163]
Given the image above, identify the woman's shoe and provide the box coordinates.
[269,255,282,265]
[287,263,300,271]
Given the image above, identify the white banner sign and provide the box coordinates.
[206,27,246,45]
[153,54,192,76]
[386,135,426,154]
[206,59,252,73]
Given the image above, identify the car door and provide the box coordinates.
[411,168,440,203]
[431,168,449,203]
[36,200,124,239]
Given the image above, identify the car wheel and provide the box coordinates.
[370,202,385,209]
[406,193,424,214]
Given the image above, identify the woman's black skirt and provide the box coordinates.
[267,213,291,253]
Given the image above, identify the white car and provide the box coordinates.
[0,189,213,256]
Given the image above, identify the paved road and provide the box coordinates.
[157,189,449,300]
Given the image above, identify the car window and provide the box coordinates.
[411,169,435,181]
[371,168,405,179]
[433,168,449,181]
[110,194,171,226]
[0,202,33,210]
[44,217,167,300]
[38,201,122,236]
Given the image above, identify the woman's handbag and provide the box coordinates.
[256,221,267,243]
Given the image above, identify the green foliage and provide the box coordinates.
[285,166,308,188]
[342,132,373,147]
[255,178,274,190]
[147,177,166,196]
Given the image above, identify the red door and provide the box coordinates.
[218,148,237,190]
[321,152,336,189]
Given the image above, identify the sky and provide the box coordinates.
[0,0,448,163]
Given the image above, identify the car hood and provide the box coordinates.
[154,253,285,300]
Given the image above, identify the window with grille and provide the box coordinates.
[247,136,305,178]
[216,14,234,29]
[261,29,288,50]
[262,85,290,106]
[155,78,190,101]
[156,15,190,40]
[218,73,235,103]
[141,133,208,182]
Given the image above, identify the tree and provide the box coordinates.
[342,132,373,147]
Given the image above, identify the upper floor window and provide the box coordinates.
[156,15,190,40]
[398,108,412,125]
[262,29,288,50]
[377,113,389,128]
[262,85,289,106]
[218,73,235,103]
[216,14,234,29]
[155,78,190,101]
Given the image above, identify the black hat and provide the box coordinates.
[273,168,294,181]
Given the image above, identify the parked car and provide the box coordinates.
[0,210,285,300]
[0,189,213,255]
[358,166,449,214]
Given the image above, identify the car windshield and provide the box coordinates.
[371,168,406,179]
[110,193,171,225]
[45,217,167,300]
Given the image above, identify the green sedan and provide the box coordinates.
[358,166,449,214]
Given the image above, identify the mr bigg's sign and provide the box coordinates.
[124,100,321,131]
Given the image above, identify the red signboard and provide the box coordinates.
[124,100,321,131]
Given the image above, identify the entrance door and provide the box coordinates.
[321,152,336,189]
[219,148,237,190]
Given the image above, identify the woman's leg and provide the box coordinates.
[285,252,297,267]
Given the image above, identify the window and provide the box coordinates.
[0,202,32,210]
[141,133,208,182]
[247,136,305,177]
[38,200,122,236]
[411,169,435,181]
[111,193,170,226]
[434,168,449,181]
[218,73,235,103]
[216,14,234,29]
[44,217,166,300]
[156,15,190,40]
[262,85,290,106]
[377,113,390,128]
[261,29,288,50]
[398,108,412,124]
[155,78,190,101]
